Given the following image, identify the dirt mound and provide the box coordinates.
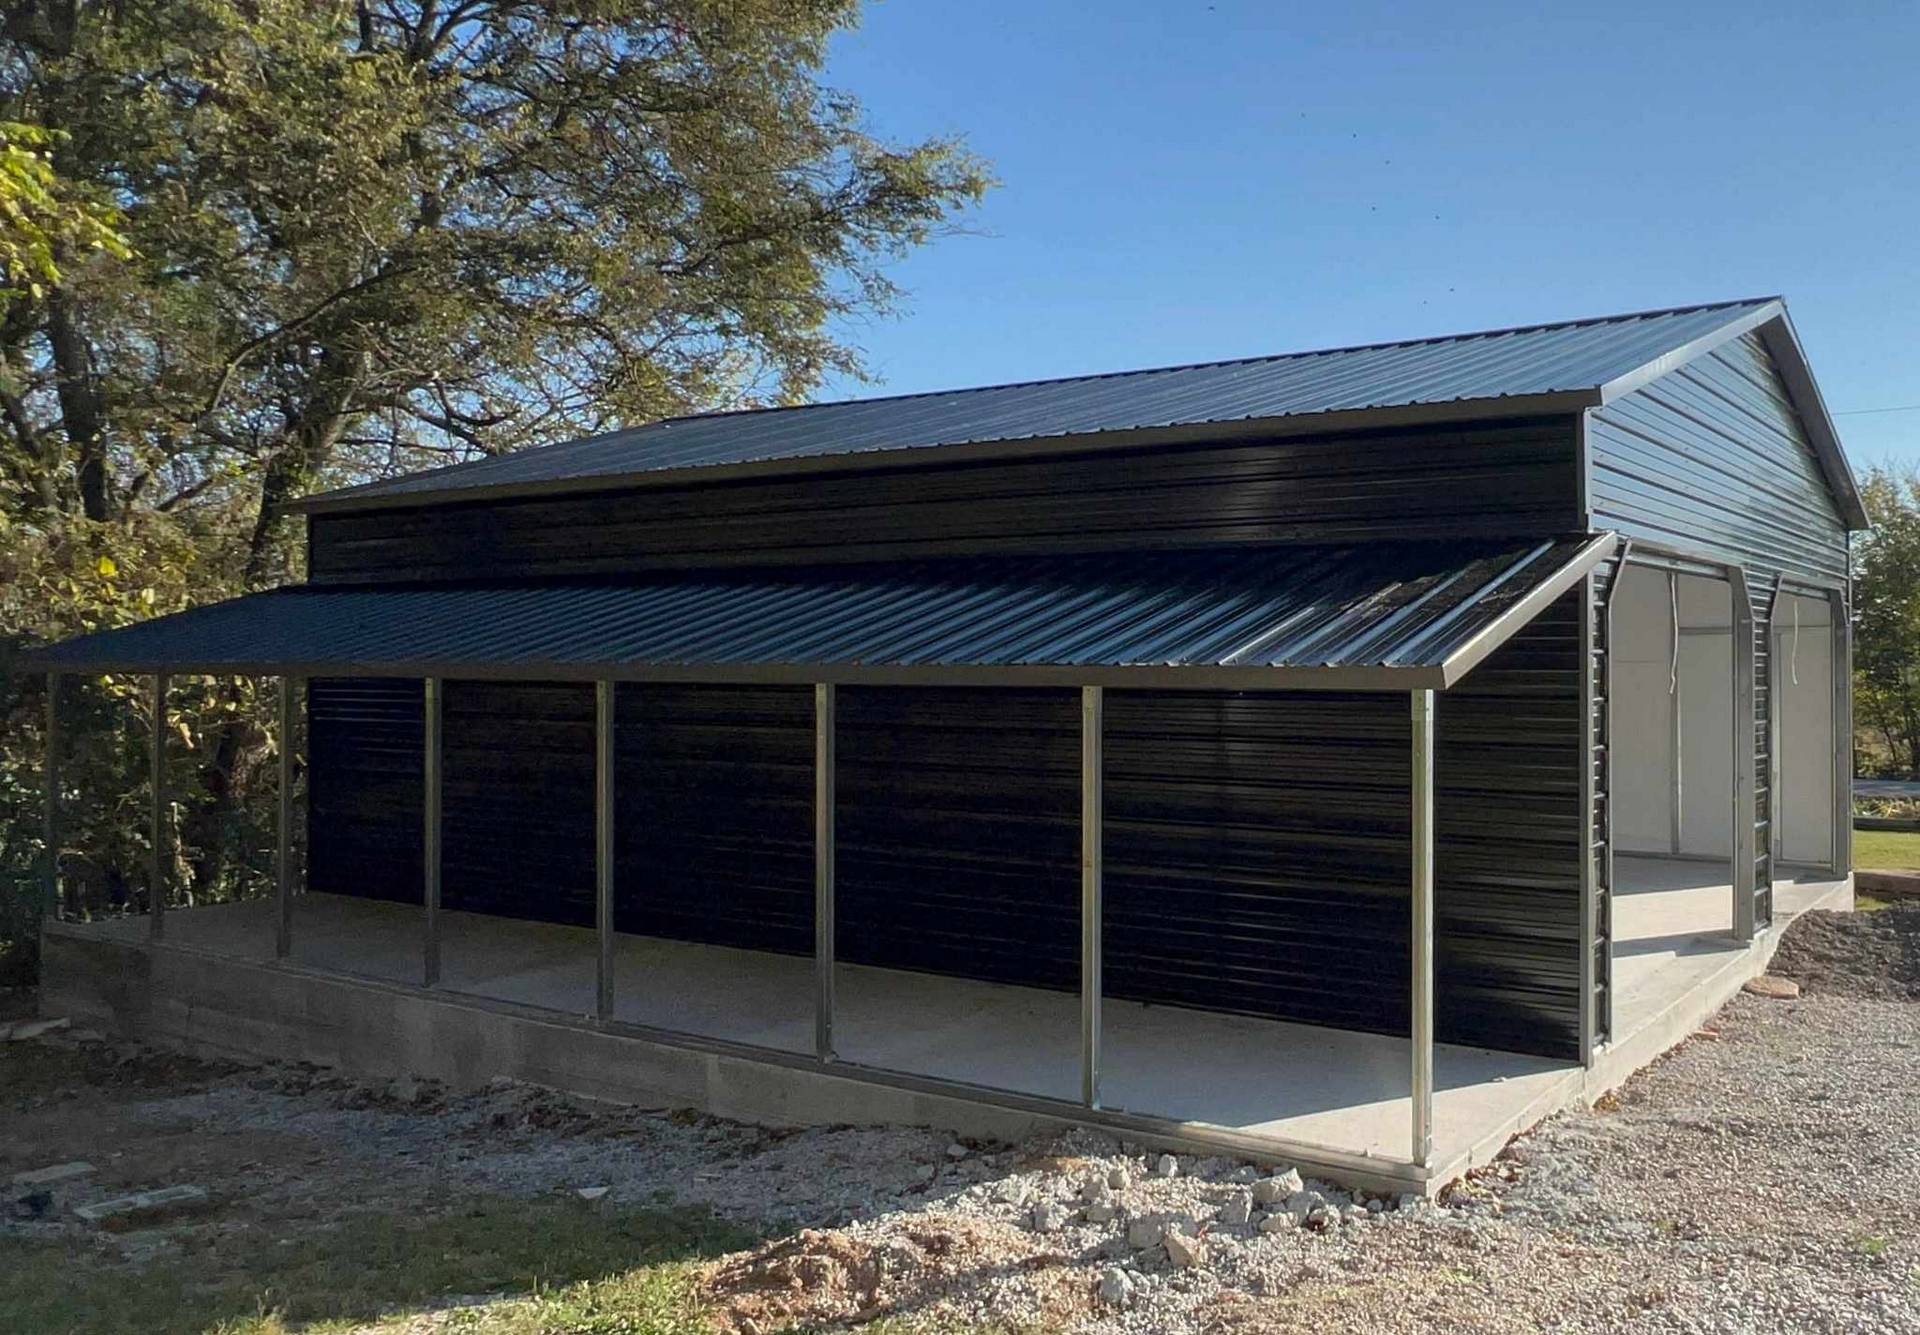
[1770,904,1920,1000]
[699,1212,1087,1333]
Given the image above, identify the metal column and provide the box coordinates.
[150,673,169,941]
[814,683,836,1062]
[1578,575,1596,1067]
[1410,688,1435,1168]
[276,675,299,959]
[595,680,615,1022]
[43,673,61,922]
[423,677,443,986]
[1829,587,1853,877]
[1729,569,1757,941]
[1080,684,1104,1110]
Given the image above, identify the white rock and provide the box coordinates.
[1285,1189,1327,1222]
[1164,1230,1205,1269]
[1151,1153,1180,1179]
[1031,1201,1071,1233]
[1344,1204,1369,1223]
[1258,1211,1297,1233]
[11,1161,95,1188]
[1098,1266,1135,1307]
[73,1184,208,1225]
[1086,1201,1118,1224]
[575,1186,610,1202]
[1083,1178,1112,1205]
[1251,1169,1303,1204]
[1107,1165,1131,1191]
[1225,1164,1259,1184]
[945,1141,970,1159]
[1219,1191,1254,1227]
[1126,1218,1164,1249]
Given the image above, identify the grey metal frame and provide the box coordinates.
[151,673,168,941]
[1578,575,1597,1065]
[1667,572,1683,854]
[1597,542,1632,1047]
[424,677,443,986]
[1829,588,1853,876]
[43,673,60,921]
[1729,570,1757,941]
[814,682,837,1062]
[596,680,616,1022]
[276,675,299,959]
[1080,685,1104,1109]
[1410,689,1435,1168]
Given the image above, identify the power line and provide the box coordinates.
[1835,403,1920,417]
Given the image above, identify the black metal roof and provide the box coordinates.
[297,299,1799,514]
[24,535,1615,690]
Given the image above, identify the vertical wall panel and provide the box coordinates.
[612,684,814,951]
[442,681,595,925]
[307,677,423,903]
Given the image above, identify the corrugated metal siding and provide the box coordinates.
[307,418,1581,581]
[307,677,423,905]
[310,300,1770,506]
[1589,559,1621,1044]
[1588,332,1848,583]
[31,539,1601,682]
[305,673,1583,1059]
[614,685,814,950]
[443,682,596,926]
[1432,589,1585,1057]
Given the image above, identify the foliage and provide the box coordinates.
[0,1196,752,1334]
[0,119,127,309]
[1853,462,1920,778]
[0,0,988,974]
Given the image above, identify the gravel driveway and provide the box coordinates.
[5,908,1917,1333]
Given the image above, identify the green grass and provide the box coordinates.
[0,1197,755,1335]
[1853,827,1920,871]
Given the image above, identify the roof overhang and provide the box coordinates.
[19,535,1618,693]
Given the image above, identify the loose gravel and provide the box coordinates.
[5,906,1918,1333]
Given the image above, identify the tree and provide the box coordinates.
[0,0,988,963]
[1854,463,1920,776]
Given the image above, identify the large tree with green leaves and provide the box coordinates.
[0,0,987,969]
[1854,462,1920,777]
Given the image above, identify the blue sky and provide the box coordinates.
[822,1,1920,468]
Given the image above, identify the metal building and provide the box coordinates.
[27,296,1863,1193]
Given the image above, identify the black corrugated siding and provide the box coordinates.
[307,660,1585,1059]
[1588,332,1847,584]
[1751,580,1777,926]
[307,417,1580,583]
[307,677,423,905]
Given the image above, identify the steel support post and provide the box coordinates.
[1080,684,1104,1109]
[151,673,169,941]
[1730,569,1757,941]
[814,683,836,1062]
[1578,575,1597,1067]
[1829,587,1852,877]
[1410,688,1435,1169]
[276,675,299,959]
[423,677,443,986]
[595,680,616,1022]
[43,674,61,922]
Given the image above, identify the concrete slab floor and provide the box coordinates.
[64,854,1849,1173]
[75,892,1571,1165]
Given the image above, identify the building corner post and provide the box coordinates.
[423,677,443,987]
[276,675,300,960]
[814,682,837,1063]
[1829,587,1852,877]
[1729,569,1757,941]
[1411,688,1435,1169]
[43,673,62,925]
[595,680,615,1023]
[1080,684,1105,1110]
[150,673,169,941]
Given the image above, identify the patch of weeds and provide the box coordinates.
[1592,1090,1622,1113]
[0,1196,754,1335]
[1853,1233,1890,1257]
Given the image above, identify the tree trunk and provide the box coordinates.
[44,293,112,520]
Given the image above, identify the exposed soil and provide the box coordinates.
[5,904,1919,1334]
[1771,903,1920,1000]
